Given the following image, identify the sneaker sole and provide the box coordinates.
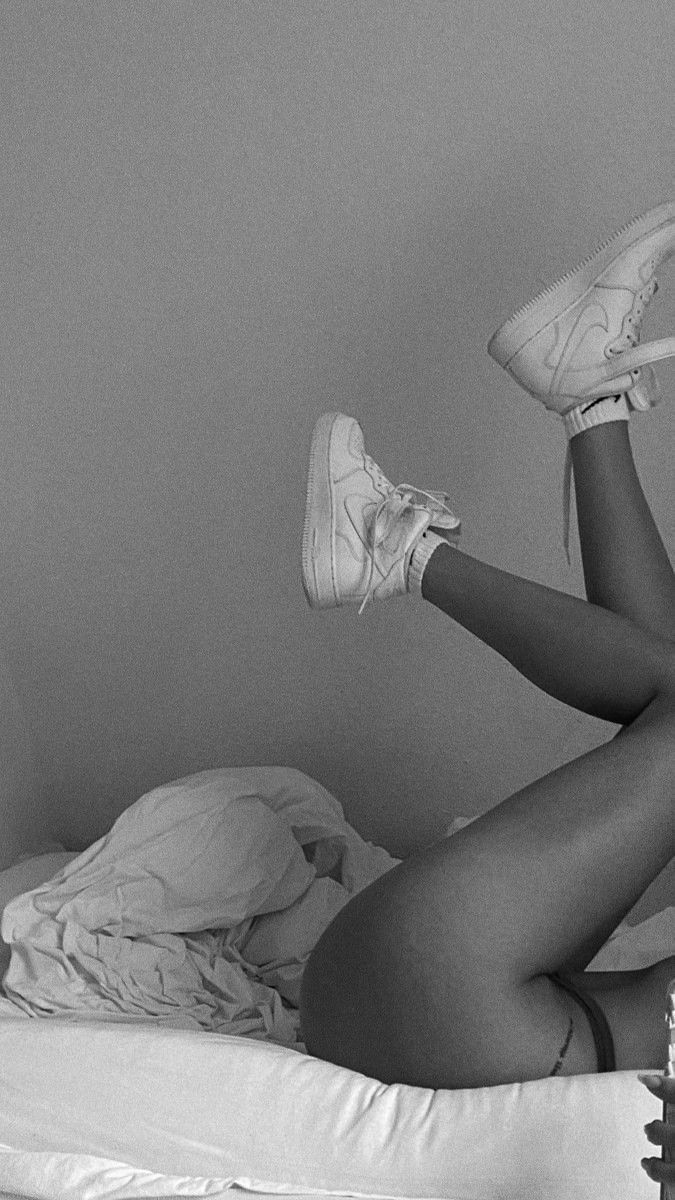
[302,411,351,609]
[487,201,675,369]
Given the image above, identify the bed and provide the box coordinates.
[0,765,672,1200]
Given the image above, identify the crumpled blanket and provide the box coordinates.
[0,766,398,1050]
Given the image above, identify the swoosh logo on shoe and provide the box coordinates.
[342,494,380,566]
[549,302,609,395]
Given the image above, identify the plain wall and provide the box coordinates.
[1,1,673,912]
[0,642,53,868]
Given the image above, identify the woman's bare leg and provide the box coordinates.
[570,419,675,643]
[300,545,675,1087]
[415,546,675,973]
[562,416,673,972]
[556,416,675,1040]
[418,543,672,728]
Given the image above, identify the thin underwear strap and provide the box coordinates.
[549,970,616,1073]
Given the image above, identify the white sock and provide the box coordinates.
[407,529,449,595]
[563,393,630,439]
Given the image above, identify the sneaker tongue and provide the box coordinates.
[627,364,660,410]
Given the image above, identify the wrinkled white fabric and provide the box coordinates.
[0,911,672,1200]
[1,767,398,1049]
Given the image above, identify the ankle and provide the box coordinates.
[407,530,452,596]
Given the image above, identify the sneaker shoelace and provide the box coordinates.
[561,443,574,564]
[358,482,459,616]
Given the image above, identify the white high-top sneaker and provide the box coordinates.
[487,201,675,422]
[487,202,675,560]
[302,412,460,614]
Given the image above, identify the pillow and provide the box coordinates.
[0,850,79,977]
[0,849,79,912]
[0,1015,662,1200]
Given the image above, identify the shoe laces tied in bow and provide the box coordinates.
[358,484,459,616]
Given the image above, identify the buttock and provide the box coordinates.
[548,971,616,1074]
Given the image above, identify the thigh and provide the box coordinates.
[299,886,601,1089]
[300,718,674,1090]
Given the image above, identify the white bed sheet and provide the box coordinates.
[0,768,672,1200]
[0,909,672,1200]
[0,767,397,1045]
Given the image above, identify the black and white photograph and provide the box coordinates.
[0,3,673,1198]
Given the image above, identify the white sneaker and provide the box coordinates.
[302,412,460,614]
[487,202,675,415]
